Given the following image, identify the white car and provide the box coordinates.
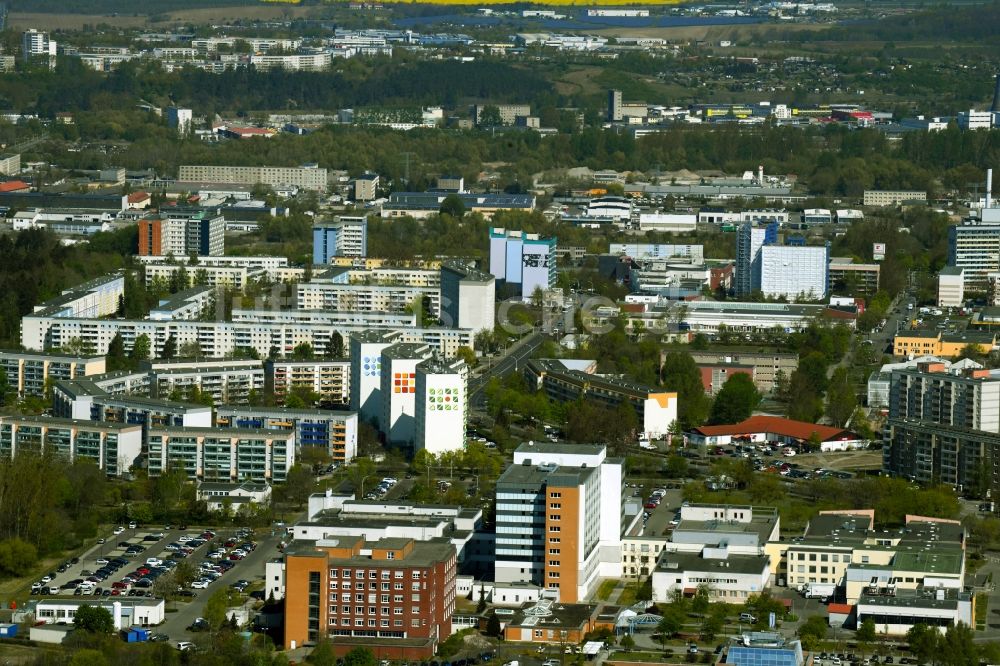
[177,641,194,651]
[146,558,163,567]
[113,527,125,535]
[190,580,210,589]
[178,536,192,543]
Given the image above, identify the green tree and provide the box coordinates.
[309,639,337,666]
[106,332,127,371]
[161,334,177,360]
[292,342,314,360]
[129,333,151,364]
[328,332,344,358]
[906,624,939,665]
[283,464,315,508]
[73,605,114,634]
[0,537,38,576]
[455,345,477,368]
[347,457,377,497]
[204,587,230,629]
[620,635,635,652]
[708,373,760,424]
[486,612,502,637]
[660,351,712,428]
[797,615,828,652]
[343,647,376,666]
[665,455,689,479]
[856,618,876,656]
[439,194,466,219]
[657,607,684,639]
[825,367,857,427]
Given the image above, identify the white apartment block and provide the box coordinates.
[759,245,829,301]
[937,267,965,308]
[380,343,432,446]
[947,216,1000,291]
[167,107,192,135]
[148,359,265,404]
[177,165,328,191]
[349,330,401,430]
[21,315,471,361]
[0,350,105,397]
[296,277,440,317]
[414,357,468,455]
[440,263,495,336]
[192,37,301,52]
[0,416,142,476]
[863,190,928,207]
[22,29,56,66]
[250,52,332,71]
[957,110,994,131]
[32,273,124,320]
[146,426,294,483]
[138,255,290,271]
[267,359,351,405]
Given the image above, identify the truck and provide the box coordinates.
[800,582,835,600]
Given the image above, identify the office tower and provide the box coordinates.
[494,442,624,603]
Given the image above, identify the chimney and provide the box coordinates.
[758,165,764,185]
[987,169,993,210]
[991,73,1000,113]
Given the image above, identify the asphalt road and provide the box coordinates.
[469,331,546,407]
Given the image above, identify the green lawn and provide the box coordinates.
[596,579,617,601]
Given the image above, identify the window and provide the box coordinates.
[330,569,339,578]
[382,607,389,615]
[394,571,404,579]
[342,619,350,626]
[342,569,351,578]
[368,619,377,627]
[412,619,421,627]
[387,552,395,560]
[381,571,390,580]
[341,593,350,602]
[549,538,560,544]
[548,572,560,579]
[394,595,403,603]
[381,583,390,591]
[330,582,339,590]
[411,606,419,614]
[355,619,364,626]
[411,572,420,579]
[381,595,389,603]
[394,620,403,627]
[356,570,365,579]
[412,594,421,601]
[394,583,403,590]
[550,503,561,509]
[394,608,403,615]
[342,606,350,613]
[548,549,560,555]
[548,560,559,566]
[549,526,561,533]
[369,571,377,579]
[381,620,390,627]
[550,492,561,498]
[368,607,376,615]
[411,583,420,591]
[355,594,364,602]
[355,582,364,591]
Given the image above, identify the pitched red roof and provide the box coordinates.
[691,415,854,442]
[0,180,29,192]
[828,603,853,615]
[127,191,150,203]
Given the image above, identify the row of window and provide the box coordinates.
[334,594,417,603]
[330,606,420,615]
[329,582,419,591]
[330,568,422,579]
[328,618,422,628]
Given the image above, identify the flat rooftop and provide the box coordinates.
[657,551,769,575]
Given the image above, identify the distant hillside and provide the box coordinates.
[9,0,256,14]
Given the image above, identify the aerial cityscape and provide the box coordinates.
[0,0,996,664]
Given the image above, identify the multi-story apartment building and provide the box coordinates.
[0,416,142,476]
[146,426,294,482]
[296,268,441,318]
[734,222,778,296]
[147,358,265,404]
[282,536,456,657]
[938,266,965,308]
[759,244,829,301]
[166,107,192,136]
[947,214,1000,291]
[887,361,1000,433]
[178,165,328,191]
[685,349,798,395]
[0,350,105,398]
[494,442,625,603]
[440,262,495,335]
[474,104,531,126]
[267,359,351,406]
[350,331,401,429]
[52,379,213,436]
[215,406,358,464]
[525,359,677,437]
[414,357,467,455]
[22,29,56,67]
[380,344,432,447]
[313,217,368,263]
[488,228,557,298]
[250,53,332,71]
[828,257,881,296]
[353,173,379,201]
[137,212,224,257]
[863,190,928,207]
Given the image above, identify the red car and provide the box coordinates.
[644,502,658,510]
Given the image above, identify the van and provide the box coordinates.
[739,613,757,623]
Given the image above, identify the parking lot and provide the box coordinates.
[29,523,273,644]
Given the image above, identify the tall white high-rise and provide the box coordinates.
[379,343,432,446]
[22,29,56,68]
[414,357,468,455]
[167,107,193,136]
